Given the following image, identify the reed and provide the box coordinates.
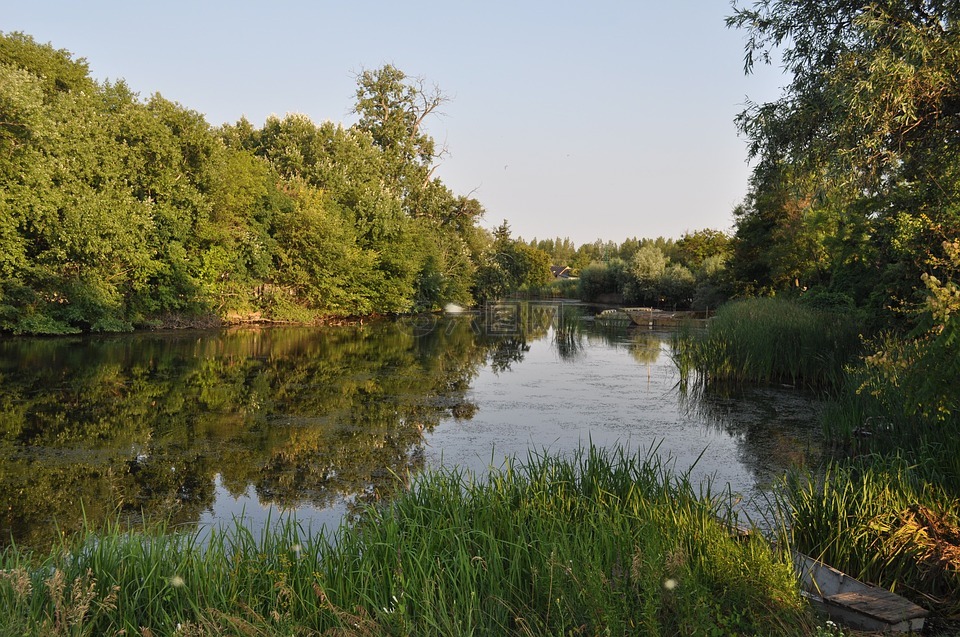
[515,278,580,300]
[778,455,960,617]
[674,298,862,391]
[0,445,814,636]
[821,333,960,496]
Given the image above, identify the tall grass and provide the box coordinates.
[674,298,862,392]
[778,456,960,617]
[0,445,814,636]
[0,514,335,636]
[821,332,960,495]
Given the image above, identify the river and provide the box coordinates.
[0,302,823,549]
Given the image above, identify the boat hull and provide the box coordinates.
[793,552,928,633]
[623,307,708,327]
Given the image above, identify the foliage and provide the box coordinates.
[674,229,732,272]
[890,240,960,422]
[626,245,669,305]
[1,30,741,330]
[576,258,629,302]
[0,33,488,333]
[779,455,960,616]
[0,445,814,636]
[568,236,731,309]
[473,222,552,302]
[727,1,960,321]
[659,263,697,308]
[352,64,445,184]
[526,236,577,267]
[820,240,960,495]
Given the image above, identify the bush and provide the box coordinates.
[577,259,628,302]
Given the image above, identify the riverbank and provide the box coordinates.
[0,445,816,636]
[676,297,960,629]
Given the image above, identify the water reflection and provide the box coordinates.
[0,303,822,549]
[0,319,487,548]
[627,331,664,365]
[680,385,824,492]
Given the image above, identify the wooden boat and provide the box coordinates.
[623,307,708,327]
[715,519,929,633]
[793,552,928,633]
[593,308,632,325]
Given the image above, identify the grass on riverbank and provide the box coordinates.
[0,445,814,636]
[677,294,960,622]
[673,297,862,391]
[779,455,960,618]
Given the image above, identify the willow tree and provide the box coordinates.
[728,1,960,317]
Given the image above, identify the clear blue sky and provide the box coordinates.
[3,0,786,245]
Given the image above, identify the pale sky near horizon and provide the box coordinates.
[3,1,787,245]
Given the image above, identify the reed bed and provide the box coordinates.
[778,456,960,617]
[822,381,960,498]
[0,445,814,636]
[820,335,960,497]
[673,298,862,392]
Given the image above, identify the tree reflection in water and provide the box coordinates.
[0,303,823,549]
[0,304,586,549]
[0,318,485,548]
[677,379,825,495]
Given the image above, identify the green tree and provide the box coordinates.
[0,31,94,96]
[529,236,577,266]
[626,245,668,305]
[250,114,424,314]
[0,38,163,333]
[474,222,552,301]
[618,237,642,263]
[352,64,447,213]
[674,229,731,272]
[1,35,489,332]
[728,1,960,317]
[577,258,631,302]
[268,181,377,317]
[351,65,486,310]
[659,264,697,308]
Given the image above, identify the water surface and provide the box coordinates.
[0,303,822,548]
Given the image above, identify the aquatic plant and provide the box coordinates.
[0,445,814,635]
[674,297,862,392]
[821,243,960,495]
[778,455,960,617]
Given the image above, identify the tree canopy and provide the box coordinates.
[0,33,492,334]
[727,1,960,317]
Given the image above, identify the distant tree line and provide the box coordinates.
[526,230,733,310]
[531,1,960,326]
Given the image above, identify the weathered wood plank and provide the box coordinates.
[794,552,929,633]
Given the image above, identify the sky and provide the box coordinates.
[3,1,788,245]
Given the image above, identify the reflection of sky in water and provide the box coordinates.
[198,475,348,541]
[427,330,725,478]
[197,325,823,535]
[423,327,821,521]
